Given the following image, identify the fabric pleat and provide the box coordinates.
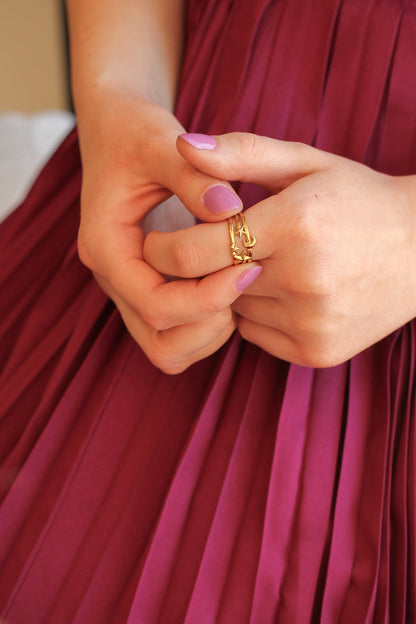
[1,0,416,622]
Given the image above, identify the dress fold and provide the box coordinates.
[1,1,415,622]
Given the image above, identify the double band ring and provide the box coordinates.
[228,213,257,264]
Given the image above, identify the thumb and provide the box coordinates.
[176,132,331,191]
[155,132,244,224]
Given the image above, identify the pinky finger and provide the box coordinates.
[111,283,237,374]
[154,311,237,374]
[237,317,303,365]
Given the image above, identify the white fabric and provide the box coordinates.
[0,110,195,232]
[0,111,75,222]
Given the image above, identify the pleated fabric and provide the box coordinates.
[1,0,416,622]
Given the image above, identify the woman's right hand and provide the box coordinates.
[76,93,261,373]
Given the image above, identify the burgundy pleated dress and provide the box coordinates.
[1,0,416,622]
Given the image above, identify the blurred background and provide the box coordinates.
[0,0,70,112]
[0,0,74,220]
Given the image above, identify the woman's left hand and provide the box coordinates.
[144,132,416,367]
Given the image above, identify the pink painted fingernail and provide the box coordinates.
[179,133,217,149]
[202,184,242,214]
[236,266,263,293]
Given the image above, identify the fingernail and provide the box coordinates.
[179,133,217,149]
[236,266,263,293]
[202,184,241,214]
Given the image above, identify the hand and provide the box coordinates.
[144,132,416,367]
[77,95,262,373]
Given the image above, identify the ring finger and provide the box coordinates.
[143,198,278,278]
[232,294,292,335]
[108,281,238,373]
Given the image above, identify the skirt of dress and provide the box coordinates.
[1,0,416,622]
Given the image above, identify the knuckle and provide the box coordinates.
[217,307,234,326]
[140,305,170,332]
[284,231,334,301]
[283,269,333,304]
[177,161,196,187]
[141,314,170,332]
[77,228,95,271]
[165,360,190,375]
[237,132,264,161]
[172,241,203,277]
[307,267,333,301]
[291,141,312,159]
[206,306,233,329]
[147,343,189,375]
[294,205,322,248]
[301,348,343,369]
[154,357,188,375]
[291,141,325,172]
[297,329,344,369]
[237,318,252,342]
[204,296,227,316]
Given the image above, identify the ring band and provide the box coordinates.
[228,213,256,264]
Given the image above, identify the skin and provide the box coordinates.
[67,1,416,372]
[145,133,416,368]
[66,0,261,374]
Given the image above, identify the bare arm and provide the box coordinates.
[66,0,185,111]
[63,1,251,374]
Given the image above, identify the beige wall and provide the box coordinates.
[0,0,69,112]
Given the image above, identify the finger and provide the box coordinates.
[232,294,300,342]
[109,285,238,374]
[104,108,245,225]
[171,164,244,223]
[139,263,263,330]
[150,130,244,223]
[177,132,332,191]
[83,135,244,230]
[237,317,303,365]
[94,225,263,329]
[151,313,236,374]
[143,198,278,278]
[235,299,341,368]
[232,294,288,329]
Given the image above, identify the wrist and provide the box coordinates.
[67,0,185,115]
[394,173,416,318]
[72,64,177,119]
[398,173,416,247]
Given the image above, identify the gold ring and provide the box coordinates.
[228,213,256,265]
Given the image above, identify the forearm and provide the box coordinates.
[66,0,186,114]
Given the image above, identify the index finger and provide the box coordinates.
[143,198,277,278]
[99,223,263,331]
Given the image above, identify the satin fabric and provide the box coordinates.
[1,0,416,622]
